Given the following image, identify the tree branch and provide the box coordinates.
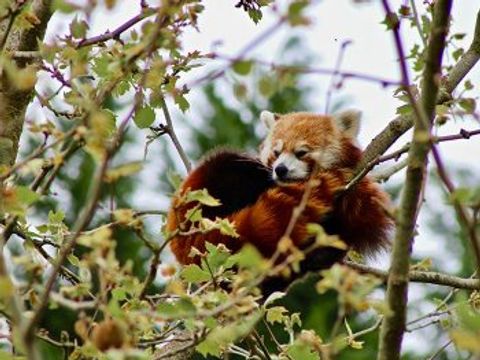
[160,96,192,172]
[0,2,53,358]
[345,261,480,290]
[75,6,157,48]
[377,1,453,360]
[441,9,480,97]
[359,8,480,170]
[0,0,53,167]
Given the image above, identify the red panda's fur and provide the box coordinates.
[166,112,393,280]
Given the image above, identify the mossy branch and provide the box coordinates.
[377,1,453,360]
[0,0,53,167]
[345,261,480,290]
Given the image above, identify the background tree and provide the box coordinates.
[1,1,480,359]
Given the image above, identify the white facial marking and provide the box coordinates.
[260,136,272,164]
[310,140,342,169]
[272,153,309,183]
[273,140,283,153]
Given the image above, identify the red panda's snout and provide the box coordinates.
[271,152,311,183]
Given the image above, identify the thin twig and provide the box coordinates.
[426,339,453,360]
[159,96,192,172]
[409,0,427,47]
[211,53,400,88]
[75,7,157,48]
[325,39,352,113]
[371,158,408,183]
[139,249,161,300]
[187,17,287,88]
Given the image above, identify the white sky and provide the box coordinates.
[26,0,480,356]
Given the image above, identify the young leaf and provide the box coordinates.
[181,264,211,283]
[134,106,156,129]
[232,60,253,76]
[184,189,221,207]
[104,161,143,183]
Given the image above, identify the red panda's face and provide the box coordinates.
[259,111,361,184]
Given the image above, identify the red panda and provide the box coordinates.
[166,110,393,284]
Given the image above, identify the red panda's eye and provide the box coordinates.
[295,150,308,158]
[273,150,280,157]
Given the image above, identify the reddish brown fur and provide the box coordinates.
[168,169,346,264]
[167,112,393,270]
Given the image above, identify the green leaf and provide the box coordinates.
[52,0,77,13]
[185,206,203,223]
[286,340,320,360]
[185,189,221,207]
[287,1,309,26]
[157,298,196,318]
[15,186,40,206]
[112,288,127,301]
[48,210,65,223]
[134,106,155,129]
[227,244,264,270]
[449,187,472,204]
[266,306,288,324]
[381,12,399,30]
[452,48,464,61]
[258,75,275,98]
[396,104,413,116]
[464,80,474,91]
[174,94,190,112]
[398,5,411,17]
[232,60,253,76]
[435,104,449,116]
[217,218,239,237]
[196,312,262,357]
[458,98,476,114]
[248,9,263,24]
[181,264,211,283]
[453,33,466,40]
[204,242,231,272]
[104,161,143,183]
[92,55,111,78]
[167,169,183,190]
[67,254,81,267]
[0,277,14,300]
[456,301,480,332]
[233,83,247,100]
[70,17,89,38]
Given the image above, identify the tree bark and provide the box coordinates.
[377,1,453,359]
[0,0,53,167]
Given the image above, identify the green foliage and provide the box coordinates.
[1,1,479,359]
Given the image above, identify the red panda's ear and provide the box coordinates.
[260,110,280,130]
[333,110,361,138]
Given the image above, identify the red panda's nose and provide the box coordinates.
[274,164,288,179]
